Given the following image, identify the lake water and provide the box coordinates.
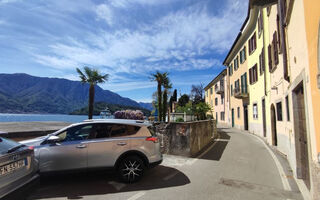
[0,113,112,123]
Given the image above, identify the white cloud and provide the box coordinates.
[0,0,19,6]
[32,0,246,84]
[96,4,113,25]
[104,81,157,92]
[108,0,182,8]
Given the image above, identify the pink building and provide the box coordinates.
[204,69,230,127]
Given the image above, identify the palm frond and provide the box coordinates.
[76,68,87,83]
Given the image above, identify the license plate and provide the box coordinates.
[0,159,26,176]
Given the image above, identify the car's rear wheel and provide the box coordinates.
[118,156,145,183]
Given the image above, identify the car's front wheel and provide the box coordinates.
[118,156,145,183]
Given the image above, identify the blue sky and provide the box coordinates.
[0,0,247,102]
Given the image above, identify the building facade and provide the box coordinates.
[204,69,229,127]
[215,0,320,198]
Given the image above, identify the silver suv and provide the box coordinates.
[20,119,162,183]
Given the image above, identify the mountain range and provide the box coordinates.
[0,73,152,114]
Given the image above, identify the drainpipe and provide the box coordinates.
[278,0,289,82]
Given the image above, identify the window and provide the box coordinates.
[229,64,233,76]
[249,64,258,84]
[241,73,248,94]
[234,79,240,94]
[240,47,246,64]
[276,102,283,121]
[234,56,239,71]
[220,112,225,121]
[58,124,92,142]
[215,97,218,105]
[231,84,233,96]
[248,32,257,55]
[258,11,263,37]
[110,124,140,137]
[221,94,224,104]
[259,47,265,75]
[92,123,110,138]
[210,87,213,94]
[286,96,290,121]
[237,107,240,118]
[253,103,258,119]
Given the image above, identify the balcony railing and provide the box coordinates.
[215,84,224,94]
[234,85,249,99]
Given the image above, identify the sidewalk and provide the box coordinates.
[219,126,305,199]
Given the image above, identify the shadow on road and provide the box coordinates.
[198,130,231,161]
[24,165,190,200]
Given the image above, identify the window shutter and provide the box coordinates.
[273,31,279,65]
[244,46,246,60]
[253,33,256,50]
[268,44,272,71]
[262,47,265,73]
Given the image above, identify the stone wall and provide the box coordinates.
[154,119,217,157]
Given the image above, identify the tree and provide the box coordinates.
[193,102,211,120]
[178,94,189,107]
[191,83,204,104]
[76,66,109,119]
[169,89,177,112]
[162,75,172,121]
[150,71,168,121]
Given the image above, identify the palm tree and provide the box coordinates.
[162,75,172,122]
[76,67,109,119]
[150,71,168,121]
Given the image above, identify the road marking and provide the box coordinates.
[127,192,146,200]
[215,138,229,142]
[250,134,292,191]
[163,171,180,181]
[163,135,221,181]
[108,181,126,191]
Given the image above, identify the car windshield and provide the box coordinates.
[0,137,21,155]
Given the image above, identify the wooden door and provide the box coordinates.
[293,84,310,189]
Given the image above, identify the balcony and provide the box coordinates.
[215,85,224,94]
[234,85,249,99]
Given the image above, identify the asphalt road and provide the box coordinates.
[13,128,304,200]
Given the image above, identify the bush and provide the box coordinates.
[207,114,213,119]
[114,110,144,120]
[176,118,184,122]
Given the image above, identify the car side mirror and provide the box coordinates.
[47,135,60,143]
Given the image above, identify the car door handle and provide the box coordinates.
[117,142,127,146]
[76,144,87,149]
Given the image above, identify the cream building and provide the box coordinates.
[204,69,229,127]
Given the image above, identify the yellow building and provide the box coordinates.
[223,4,267,131]
[302,0,320,199]
[222,0,320,198]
